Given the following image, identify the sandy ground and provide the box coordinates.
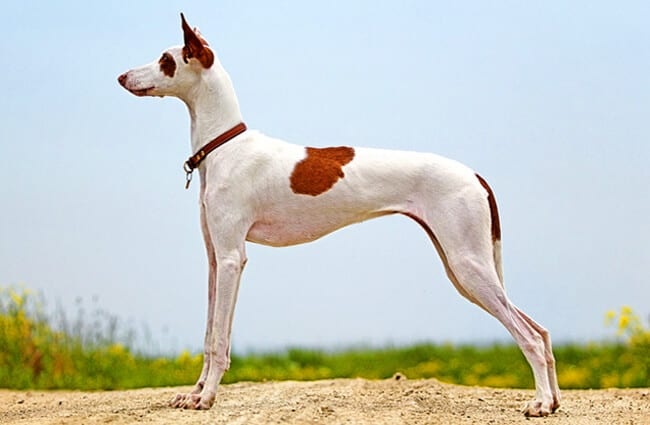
[1,377,649,425]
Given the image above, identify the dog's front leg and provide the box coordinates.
[170,239,245,409]
[170,188,247,410]
[170,183,217,408]
[193,244,246,409]
[193,200,218,394]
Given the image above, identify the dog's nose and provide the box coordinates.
[117,73,128,87]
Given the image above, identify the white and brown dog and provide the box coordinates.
[118,14,560,417]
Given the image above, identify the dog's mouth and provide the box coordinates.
[128,86,155,97]
[118,73,155,97]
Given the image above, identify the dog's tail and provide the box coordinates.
[475,174,504,286]
[493,237,504,286]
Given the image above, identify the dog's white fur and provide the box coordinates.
[118,14,560,416]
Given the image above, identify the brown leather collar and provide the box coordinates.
[183,122,247,188]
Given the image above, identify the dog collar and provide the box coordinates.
[184,122,247,189]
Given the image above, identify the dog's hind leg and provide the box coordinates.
[513,305,561,410]
[447,256,558,416]
[403,178,559,416]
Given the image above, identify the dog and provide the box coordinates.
[117,13,560,417]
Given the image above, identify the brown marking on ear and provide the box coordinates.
[475,174,501,242]
[290,147,355,196]
[193,28,210,46]
[180,13,214,68]
[158,52,176,78]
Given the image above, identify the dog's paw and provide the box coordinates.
[169,391,216,410]
[522,398,554,417]
[170,392,199,409]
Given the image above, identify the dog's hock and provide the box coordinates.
[181,13,214,68]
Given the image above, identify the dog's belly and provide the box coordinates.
[246,209,393,247]
[246,222,337,246]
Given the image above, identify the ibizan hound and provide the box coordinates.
[117,13,560,417]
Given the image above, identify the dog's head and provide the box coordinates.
[118,14,215,99]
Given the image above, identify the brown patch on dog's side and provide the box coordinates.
[290,147,355,196]
[475,174,501,242]
[159,52,176,78]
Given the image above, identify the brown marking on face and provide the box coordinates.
[158,52,176,78]
[290,147,355,196]
[475,174,501,242]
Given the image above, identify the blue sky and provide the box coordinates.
[1,1,649,353]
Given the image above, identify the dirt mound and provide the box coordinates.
[1,377,648,424]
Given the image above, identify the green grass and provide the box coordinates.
[1,286,648,390]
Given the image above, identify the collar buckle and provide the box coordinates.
[184,161,194,189]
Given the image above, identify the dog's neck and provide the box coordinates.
[181,65,244,156]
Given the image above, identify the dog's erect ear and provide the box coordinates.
[181,13,214,68]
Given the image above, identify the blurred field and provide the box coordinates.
[1,286,648,391]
